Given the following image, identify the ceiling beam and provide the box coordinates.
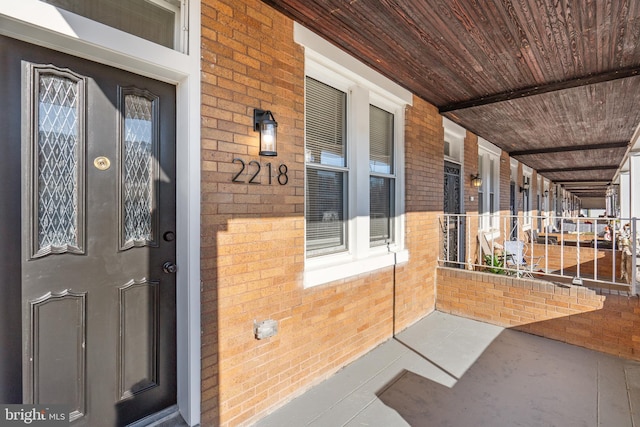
[566,186,609,190]
[563,187,609,191]
[537,165,619,173]
[439,66,640,112]
[509,141,628,157]
[556,179,611,184]
[569,190,607,194]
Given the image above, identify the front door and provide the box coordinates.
[443,162,464,267]
[1,36,177,426]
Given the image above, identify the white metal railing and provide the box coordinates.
[438,214,639,294]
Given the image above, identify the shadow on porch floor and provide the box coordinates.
[254,311,640,426]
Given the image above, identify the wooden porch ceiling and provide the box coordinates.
[263,0,640,199]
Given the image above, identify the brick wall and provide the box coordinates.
[436,267,640,360]
[464,132,479,215]
[463,132,480,264]
[394,96,442,331]
[201,1,442,425]
[201,1,306,425]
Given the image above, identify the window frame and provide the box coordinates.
[40,0,187,52]
[299,25,410,288]
[368,103,396,248]
[477,138,501,232]
[304,76,349,257]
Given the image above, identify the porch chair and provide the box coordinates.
[479,231,503,260]
[503,240,543,278]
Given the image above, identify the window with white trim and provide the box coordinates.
[443,118,465,163]
[298,24,411,287]
[478,140,501,231]
[305,77,347,256]
[42,0,186,51]
[304,74,404,258]
[369,105,395,247]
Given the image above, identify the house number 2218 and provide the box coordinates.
[231,158,288,185]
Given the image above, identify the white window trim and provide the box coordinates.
[146,0,187,52]
[443,117,465,163]
[478,138,501,231]
[298,24,411,288]
[510,159,519,178]
[0,2,201,425]
[295,23,413,106]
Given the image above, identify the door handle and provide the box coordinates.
[162,262,178,274]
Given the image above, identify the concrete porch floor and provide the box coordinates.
[254,311,640,427]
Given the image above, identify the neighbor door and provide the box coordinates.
[444,162,464,267]
[1,35,177,426]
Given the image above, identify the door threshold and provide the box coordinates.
[126,405,189,427]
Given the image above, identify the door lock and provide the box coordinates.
[162,262,178,274]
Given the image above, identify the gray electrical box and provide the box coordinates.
[254,319,278,339]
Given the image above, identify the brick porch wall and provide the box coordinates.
[200,1,442,425]
[436,267,640,361]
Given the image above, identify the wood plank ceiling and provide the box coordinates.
[262,0,640,200]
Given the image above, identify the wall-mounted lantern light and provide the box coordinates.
[520,182,530,192]
[471,174,482,188]
[254,109,278,156]
[544,189,549,197]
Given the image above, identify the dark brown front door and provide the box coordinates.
[1,35,177,426]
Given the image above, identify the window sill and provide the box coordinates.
[303,249,409,288]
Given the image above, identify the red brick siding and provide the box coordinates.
[201,1,442,425]
[436,267,640,360]
[394,96,442,331]
[464,132,479,215]
[463,132,480,264]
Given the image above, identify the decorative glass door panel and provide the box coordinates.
[121,89,159,249]
[29,66,85,258]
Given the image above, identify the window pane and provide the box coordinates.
[123,94,155,245]
[370,177,393,245]
[490,193,495,214]
[37,74,80,252]
[305,77,346,167]
[42,0,177,49]
[489,158,495,193]
[369,105,393,174]
[369,105,394,246]
[306,169,346,254]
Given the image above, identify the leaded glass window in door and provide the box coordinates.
[29,65,86,258]
[120,88,159,249]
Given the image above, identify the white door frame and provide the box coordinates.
[0,2,201,425]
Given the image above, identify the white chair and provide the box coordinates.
[503,240,543,277]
